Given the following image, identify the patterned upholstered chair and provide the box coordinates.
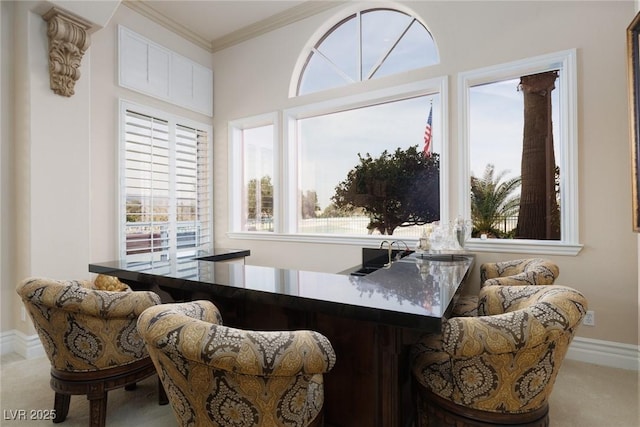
[16,277,166,427]
[452,258,560,317]
[137,300,337,427]
[411,285,587,427]
[480,258,560,287]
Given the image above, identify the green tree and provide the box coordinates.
[319,203,361,218]
[333,146,439,235]
[470,164,521,238]
[177,202,196,221]
[126,198,142,222]
[125,198,169,222]
[247,176,273,219]
[301,190,319,219]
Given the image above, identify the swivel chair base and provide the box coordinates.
[50,357,168,427]
[415,384,549,427]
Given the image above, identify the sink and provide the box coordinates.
[362,247,412,266]
[349,247,414,276]
[349,266,384,277]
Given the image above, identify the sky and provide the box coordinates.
[299,95,440,209]
[243,9,561,215]
[470,78,560,184]
[297,76,560,211]
[470,79,524,182]
[243,79,560,215]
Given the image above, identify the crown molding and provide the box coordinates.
[122,0,213,51]
[211,1,346,52]
[122,0,345,53]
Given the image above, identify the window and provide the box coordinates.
[230,7,446,242]
[120,101,212,267]
[229,78,448,241]
[288,82,446,237]
[459,49,581,255]
[296,8,438,96]
[229,114,277,233]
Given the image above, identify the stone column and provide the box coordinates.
[517,71,560,240]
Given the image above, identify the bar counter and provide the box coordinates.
[89,250,474,427]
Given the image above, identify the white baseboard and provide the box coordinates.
[1,330,638,371]
[567,336,639,371]
[0,330,45,359]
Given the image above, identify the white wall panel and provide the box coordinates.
[119,26,212,116]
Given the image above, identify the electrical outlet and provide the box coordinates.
[20,307,26,322]
[583,310,595,326]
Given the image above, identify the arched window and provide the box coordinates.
[231,7,446,241]
[296,8,439,95]
[230,7,580,254]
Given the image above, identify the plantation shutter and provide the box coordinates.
[175,124,212,260]
[121,106,211,266]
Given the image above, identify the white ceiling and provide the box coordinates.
[144,1,305,41]
[130,0,338,51]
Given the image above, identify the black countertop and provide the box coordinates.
[89,251,474,330]
[193,248,250,261]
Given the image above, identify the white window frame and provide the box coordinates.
[458,49,582,255]
[118,99,214,263]
[228,112,280,234]
[228,77,449,247]
[291,6,440,97]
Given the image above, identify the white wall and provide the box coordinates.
[0,2,214,338]
[88,5,214,265]
[2,0,93,335]
[1,1,638,355]
[634,0,640,372]
[0,0,11,333]
[211,1,639,346]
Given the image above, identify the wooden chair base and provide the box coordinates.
[308,411,324,427]
[50,357,167,427]
[415,383,549,427]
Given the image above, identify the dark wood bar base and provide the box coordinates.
[315,313,421,427]
[146,288,421,427]
[227,298,421,427]
[91,253,474,427]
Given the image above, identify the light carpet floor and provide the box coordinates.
[0,354,638,426]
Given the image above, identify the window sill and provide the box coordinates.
[227,231,405,247]
[227,232,583,256]
[464,239,583,256]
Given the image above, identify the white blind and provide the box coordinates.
[174,124,212,258]
[122,106,211,267]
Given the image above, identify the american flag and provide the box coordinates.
[423,104,433,156]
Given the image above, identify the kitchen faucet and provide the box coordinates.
[379,240,410,268]
[379,240,393,268]
[391,240,410,253]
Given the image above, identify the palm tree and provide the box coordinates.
[471,164,521,238]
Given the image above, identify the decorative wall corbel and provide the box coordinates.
[42,8,92,97]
